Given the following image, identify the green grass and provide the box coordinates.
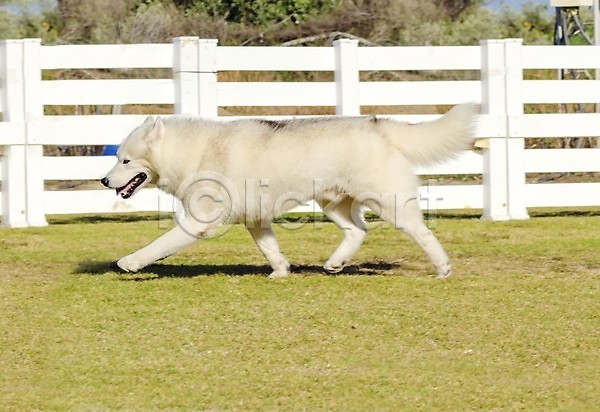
[1,211,599,410]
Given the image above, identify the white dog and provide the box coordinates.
[101,104,476,277]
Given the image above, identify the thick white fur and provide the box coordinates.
[102,103,477,277]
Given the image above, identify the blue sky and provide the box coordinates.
[486,0,549,11]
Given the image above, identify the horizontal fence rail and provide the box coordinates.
[1,37,599,227]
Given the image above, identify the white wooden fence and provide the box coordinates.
[1,37,599,227]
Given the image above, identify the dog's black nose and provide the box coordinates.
[100,177,109,187]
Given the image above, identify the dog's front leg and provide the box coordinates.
[117,218,207,272]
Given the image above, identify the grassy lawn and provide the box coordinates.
[1,211,599,410]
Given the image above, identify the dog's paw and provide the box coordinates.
[267,260,290,279]
[324,260,347,274]
[116,256,145,273]
[435,262,452,279]
[268,270,290,278]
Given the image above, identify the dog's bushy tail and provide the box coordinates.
[385,102,478,167]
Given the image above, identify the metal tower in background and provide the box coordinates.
[551,0,600,148]
[552,0,595,46]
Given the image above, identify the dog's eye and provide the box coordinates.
[122,159,130,164]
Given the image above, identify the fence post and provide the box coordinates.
[0,145,27,227]
[0,39,47,227]
[198,39,219,117]
[22,39,47,227]
[173,37,218,117]
[1,40,27,227]
[173,37,200,115]
[480,39,510,221]
[504,39,529,220]
[171,38,217,218]
[334,39,360,116]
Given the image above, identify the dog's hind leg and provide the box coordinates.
[318,196,367,274]
[376,196,452,278]
[247,224,291,278]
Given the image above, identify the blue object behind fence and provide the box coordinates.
[102,145,119,156]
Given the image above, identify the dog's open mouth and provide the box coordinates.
[116,173,147,199]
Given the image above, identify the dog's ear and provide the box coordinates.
[145,116,164,145]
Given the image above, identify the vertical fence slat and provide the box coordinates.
[1,40,48,227]
[1,40,27,227]
[334,39,360,116]
[22,39,48,227]
[173,37,218,117]
[480,39,511,221]
[198,39,218,117]
[504,39,529,220]
[174,36,200,115]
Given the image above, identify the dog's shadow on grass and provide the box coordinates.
[75,260,403,280]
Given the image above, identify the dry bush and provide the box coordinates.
[54,0,472,46]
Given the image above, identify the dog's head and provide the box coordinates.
[101,116,163,199]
